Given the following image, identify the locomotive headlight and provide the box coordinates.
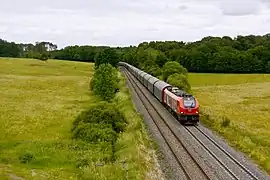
[180,112,184,114]
[196,111,199,114]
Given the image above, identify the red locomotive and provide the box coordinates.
[163,87,199,125]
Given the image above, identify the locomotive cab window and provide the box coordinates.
[183,97,196,108]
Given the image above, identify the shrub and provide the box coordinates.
[167,73,191,92]
[90,63,119,101]
[24,51,49,61]
[221,116,231,127]
[72,123,117,144]
[71,102,127,163]
[75,158,89,169]
[162,61,188,82]
[19,151,35,164]
[38,53,49,61]
[72,102,127,134]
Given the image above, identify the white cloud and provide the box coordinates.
[0,0,270,48]
[218,0,262,16]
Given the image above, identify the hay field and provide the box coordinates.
[0,58,95,178]
[0,58,94,141]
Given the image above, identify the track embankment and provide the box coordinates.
[121,67,270,180]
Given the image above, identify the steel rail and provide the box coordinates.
[184,126,239,179]
[122,68,211,180]
[193,126,260,180]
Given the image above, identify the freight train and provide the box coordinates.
[119,62,200,125]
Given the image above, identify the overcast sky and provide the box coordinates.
[1,0,270,49]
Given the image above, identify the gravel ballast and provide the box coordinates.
[121,67,270,180]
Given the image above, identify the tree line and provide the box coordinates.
[122,34,270,74]
[0,39,57,60]
[1,33,270,73]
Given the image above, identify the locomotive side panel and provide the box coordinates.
[164,89,180,113]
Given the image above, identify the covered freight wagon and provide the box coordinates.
[153,81,171,103]
[147,76,159,94]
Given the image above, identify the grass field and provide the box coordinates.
[0,58,162,179]
[189,73,270,174]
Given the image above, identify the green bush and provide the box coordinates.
[24,51,48,61]
[162,61,188,82]
[221,116,231,127]
[72,102,127,134]
[90,63,119,101]
[38,53,49,61]
[75,158,89,169]
[19,151,35,164]
[167,73,191,92]
[71,102,127,163]
[72,123,117,144]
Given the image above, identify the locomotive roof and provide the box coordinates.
[169,87,193,98]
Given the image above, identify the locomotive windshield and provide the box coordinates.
[183,97,196,108]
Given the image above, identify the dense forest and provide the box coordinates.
[1,33,270,74]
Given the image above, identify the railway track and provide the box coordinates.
[122,68,213,180]
[183,126,264,180]
[121,67,270,180]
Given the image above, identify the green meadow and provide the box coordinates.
[0,58,161,179]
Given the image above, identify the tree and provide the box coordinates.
[156,51,168,67]
[121,48,136,66]
[0,39,21,57]
[90,64,119,101]
[95,48,119,69]
[162,61,188,82]
[167,73,191,92]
